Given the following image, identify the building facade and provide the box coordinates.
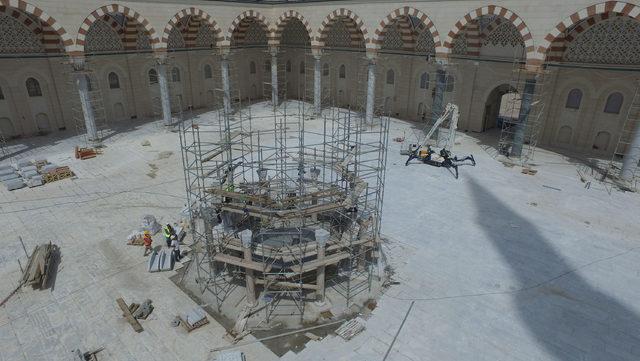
[0,0,639,159]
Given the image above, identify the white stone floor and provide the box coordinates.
[1,103,640,361]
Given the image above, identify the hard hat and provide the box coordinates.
[144,230,150,235]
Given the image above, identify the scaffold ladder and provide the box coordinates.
[605,79,640,190]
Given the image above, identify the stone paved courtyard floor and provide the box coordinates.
[1,103,639,361]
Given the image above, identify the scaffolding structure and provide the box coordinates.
[498,61,548,165]
[64,61,108,144]
[603,79,640,191]
[179,69,389,329]
[0,130,6,157]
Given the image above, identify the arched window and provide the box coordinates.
[386,69,395,85]
[204,65,212,79]
[419,73,429,89]
[26,77,42,97]
[322,63,329,76]
[286,60,292,72]
[0,86,4,100]
[108,72,120,89]
[300,61,305,74]
[339,65,346,79]
[565,88,582,109]
[85,75,93,91]
[264,60,271,72]
[148,69,158,85]
[249,61,256,74]
[445,75,455,92]
[171,67,181,82]
[604,92,623,114]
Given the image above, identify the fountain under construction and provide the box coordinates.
[178,52,390,334]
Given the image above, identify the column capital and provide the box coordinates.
[311,48,323,59]
[154,53,169,65]
[69,56,86,71]
[218,46,231,59]
[365,48,378,62]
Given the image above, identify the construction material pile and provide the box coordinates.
[1,159,74,191]
[22,242,59,289]
[75,146,101,160]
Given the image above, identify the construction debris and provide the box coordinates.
[72,347,104,361]
[115,298,145,333]
[213,351,246,361]
[522,168,538,175]
[22,242,59,289]
[335,317,366,340]
[179,307,209,332]
[130,299,154,320]
[75,146,101,160]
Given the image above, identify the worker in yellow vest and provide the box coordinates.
[163,224,175,248]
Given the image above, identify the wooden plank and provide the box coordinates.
[213,253,272,272]
[116,298,143,333]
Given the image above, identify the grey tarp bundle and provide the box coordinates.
[141,215,161,235]
[148,249,173,272]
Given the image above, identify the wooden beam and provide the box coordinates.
[256,279,318,290]
[213,253,272,272]
[116,298,143,333]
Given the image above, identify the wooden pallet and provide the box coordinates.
[75,146,101,160]
[179,316,209,333]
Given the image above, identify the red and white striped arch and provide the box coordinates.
[76,4,159,55]
[317,8,368,48]
[443,5,534,61]
[537,1,640,65]
[0,0,73,53]
[226,10,272,45]
[161,8,223,50]
[273,10,313,45]
[372,7,441,53]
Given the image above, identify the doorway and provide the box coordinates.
[483,84,518,131]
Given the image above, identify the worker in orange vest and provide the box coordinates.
[143,231,153,256]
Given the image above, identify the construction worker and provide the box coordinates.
[143,231,153,256]
[163,224,175,248]
[171,237,181,262]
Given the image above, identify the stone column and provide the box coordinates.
[270,46,279,107]
[365,53,377,124]
[512,75,538,158]
[621,127,640,181]
[216,47,232,115]
[71,57,98,142]
[239,230,256,307]
[155,56,172,126]
[431,63,447,123]
[313,50,322,116]
[315,229,329,304]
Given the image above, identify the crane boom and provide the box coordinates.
[418,103,459,150]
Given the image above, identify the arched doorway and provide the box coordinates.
[0,117,16,138]
[483,84,517,131]
[35,113,50,134]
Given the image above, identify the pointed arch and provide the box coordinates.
[273,10,313,45]
[76,4,159,55]
[372,7,441,54]
[162,8,223,50]
[537,2,640,65]
[317,8,368,48]
[226,10,272,46]
[443,6,534,62]
[0,0,73,53]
